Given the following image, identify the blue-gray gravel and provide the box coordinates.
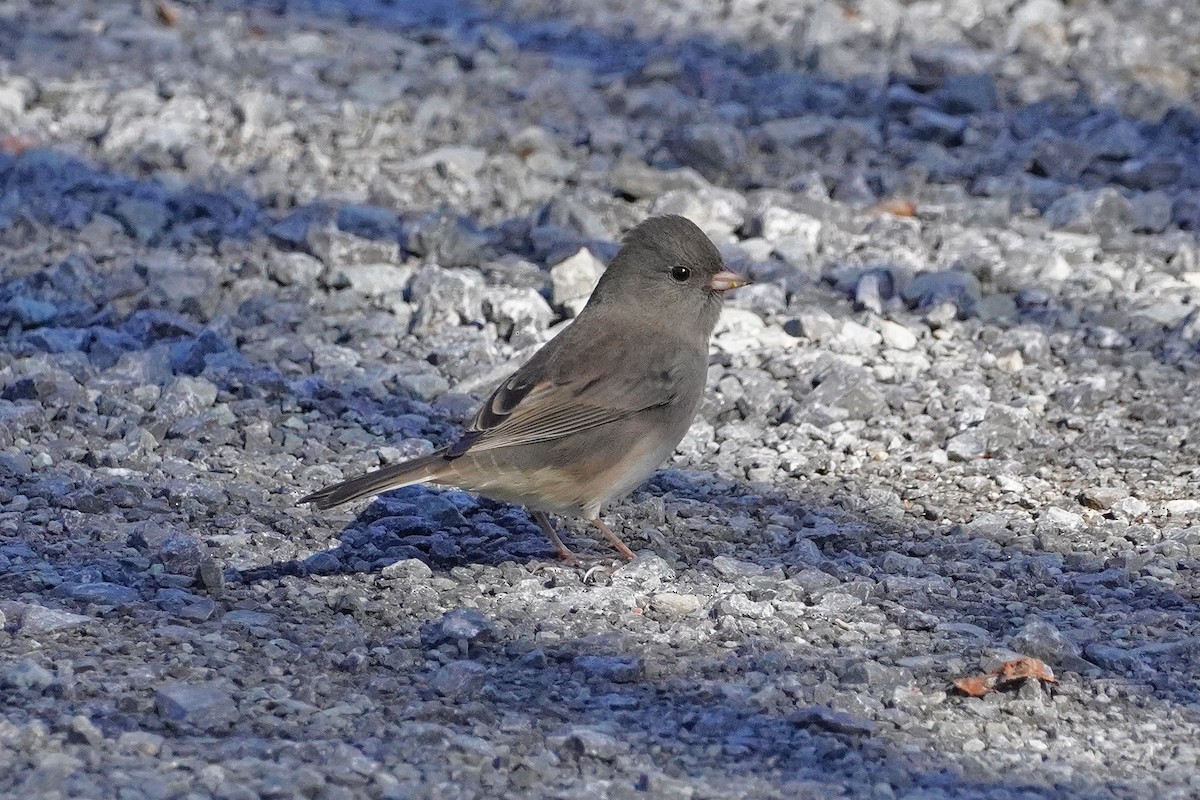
[1,0,1199,798]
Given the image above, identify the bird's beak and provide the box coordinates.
[707,270,751,292]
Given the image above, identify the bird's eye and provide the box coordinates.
[670,266,692,283]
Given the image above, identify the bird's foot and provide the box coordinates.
[531,552,620,582]
[589,518,637,561]
[529,510,636,569]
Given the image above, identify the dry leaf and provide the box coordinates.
[952,674,997,698]
[997,657,1057,686]
[155,0,179,27]
[869,198,918,218]
[952,656,1057,697]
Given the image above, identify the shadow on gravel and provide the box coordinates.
[237,489,568,583]
[185,560,1190,799]
[237,468,798,584]
[210,475,1199,799]
[238,458,1200,691]
[406,625,1171,799]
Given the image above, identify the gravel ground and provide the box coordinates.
[2,0,1200,798]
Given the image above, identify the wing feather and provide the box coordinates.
[444,319,701,457]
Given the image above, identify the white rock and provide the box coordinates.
[402,146,487,179]
[1110,497,1151,519]
[549,248,605,316]
[1043,507,1084,530]
[330,264,414,296]
[758,206,823,246]
[650,187,747,238]
[0,85,26,117]
[788,309,842,342]
[1164,499,1200,516]
[482,287,553,343]
[833,320,883,353]
[713,310,794,353]
[651,593,702,616]
[996,350,1025,372]
[715,307,765,335]
[879,320,917,351]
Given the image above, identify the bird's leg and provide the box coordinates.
[590,518,637,561]
[531,510,580,564]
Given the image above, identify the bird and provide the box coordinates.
[299,214,749,562]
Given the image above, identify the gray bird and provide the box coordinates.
[299,215,748,561]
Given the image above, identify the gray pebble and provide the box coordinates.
[1,659,55,692]
[903,270,981,314]
[908,107,967,145]
[790,706,875,735]
[553,727,624,761]
[572,655,644,683]
[56,582,139,606]
[381,558,435,581]
[1009,618,1081,665]
[223,610,276,628]
[650,187,747,238]
[410,266,486,332]
[649,592,703,616]
[116,731,164,757]
[482,287,552,344]
[17,604,93,635]
[936,73,997,114]
[303,551,342,574]
[427,608,497,655]
[804,362,885,422]
[67,715,105,747]
[668,122,746,181]
[431,660,489,698]
[155,588,216,621]
[711,555,766,578]
[1044,188,1135,240]
[112,196,170,243]
[268,251,325,286]
[784,309,842,342]
[155,682,239,731]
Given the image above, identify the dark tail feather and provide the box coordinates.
[298,453,446,509]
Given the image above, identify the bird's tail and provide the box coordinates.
[298,452,447,509]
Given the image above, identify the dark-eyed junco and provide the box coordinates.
[300,215,748,561]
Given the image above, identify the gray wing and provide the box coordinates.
[447,322,701,456]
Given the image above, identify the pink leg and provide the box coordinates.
[590,519,637,561]
[531,510,579,564]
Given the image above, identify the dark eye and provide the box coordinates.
[670,266,692,283]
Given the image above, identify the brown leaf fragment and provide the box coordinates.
[952,674,998,697]
[868,198,918,218]
[156,0,180,26]
[952,656,1058,697]
[996,657,1057,686]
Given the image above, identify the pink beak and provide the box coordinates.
[707,270,751,292]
